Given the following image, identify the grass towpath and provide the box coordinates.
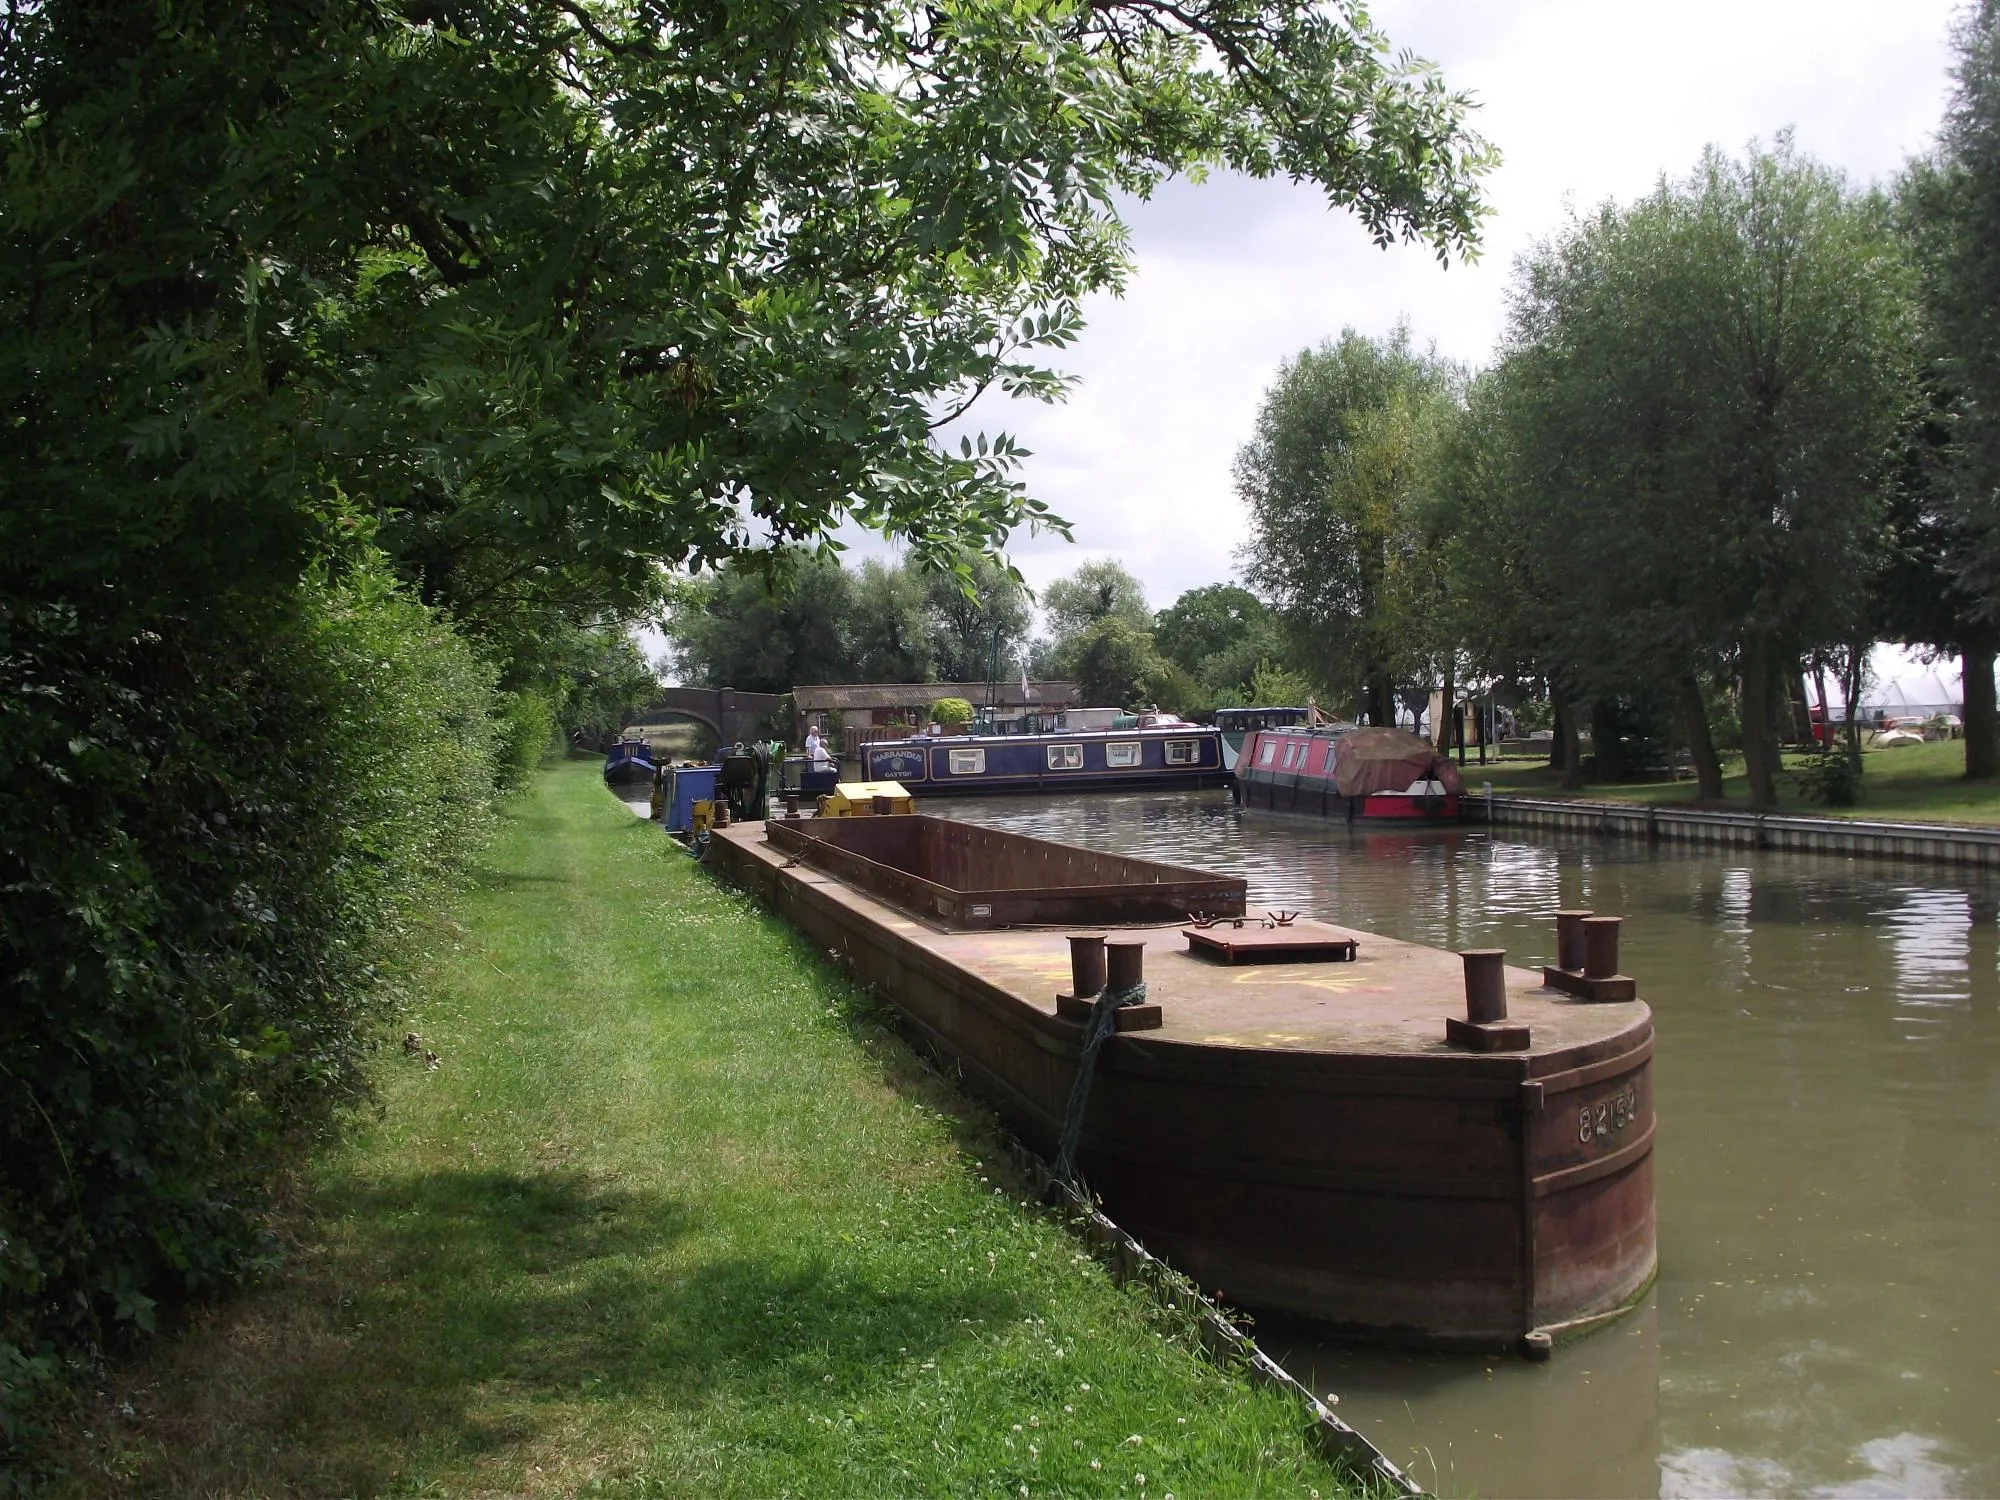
[1470,740,2000,826]
[62,759,1349,1498]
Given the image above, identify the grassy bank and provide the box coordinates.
[1467,740,2000,826]
[55,760,1345,1498]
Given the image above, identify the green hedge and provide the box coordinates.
[0,561,499,1455]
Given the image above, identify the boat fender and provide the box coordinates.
[1053,981,1148,1186]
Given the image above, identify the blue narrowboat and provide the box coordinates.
[602,739,657,787]
[859,720,1227,795]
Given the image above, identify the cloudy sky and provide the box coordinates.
[894,0,1968,618]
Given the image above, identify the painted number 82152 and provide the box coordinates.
[1578,1084,1641,1145]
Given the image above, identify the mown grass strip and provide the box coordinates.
[1476,740,2000,825]
[59,759,1358,1498]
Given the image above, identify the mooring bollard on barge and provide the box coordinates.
[710,816,1656,1355]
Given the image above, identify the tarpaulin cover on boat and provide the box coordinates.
[1332,726,1466,797]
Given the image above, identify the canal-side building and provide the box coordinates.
[794,680,1078,756]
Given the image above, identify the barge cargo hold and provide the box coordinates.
[710,818,1657,1351]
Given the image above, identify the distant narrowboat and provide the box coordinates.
[1238,724,1463,823]
[602,739,657,788]
[860,719,1227,795]
[1214,705,1310,771]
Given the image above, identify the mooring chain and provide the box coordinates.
[1053,981,1148,1186]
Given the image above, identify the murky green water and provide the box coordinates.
[928,790,2000,1499]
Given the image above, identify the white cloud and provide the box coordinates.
[890,0,1964,615]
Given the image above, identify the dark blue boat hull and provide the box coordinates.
[860,728,1227,795]
[603,741,657,787]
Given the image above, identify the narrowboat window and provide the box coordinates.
[1282,741,1299,769]
[1105,741,1142,768]
[1165,739,1200,766]
[948,748,986,775]
[1046,743,1084,770]
[1257,739,1277,766]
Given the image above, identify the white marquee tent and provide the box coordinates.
[1812,644,1989,720]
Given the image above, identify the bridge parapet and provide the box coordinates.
[624,687,785,747]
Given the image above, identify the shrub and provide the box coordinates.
[1142,660,1205,718]
[1792,749,1862,806]
[929,697,974,726]
[0,560,498,1459]
[493,689,558,790]
[1513,696,1554,734]
[1248,658,1314,708]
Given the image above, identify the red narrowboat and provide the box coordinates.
[1238,725,1462,823]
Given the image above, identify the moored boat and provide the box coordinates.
[1238,724,1463,823]
[602,738,657,787]
[859,717,1227,795]
[1214,704,1309,772]
[710,814,1657,1351]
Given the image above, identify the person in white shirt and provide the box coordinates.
[805,725,832,770]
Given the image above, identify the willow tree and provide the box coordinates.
[1234,327,1464,726]
[1903,0,2000,777]
[1499,140,1918,805]
[923,552,1032,686]
[1037,559,1156,677]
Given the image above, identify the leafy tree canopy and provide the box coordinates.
[1910,0,2000,610]
[1,0,1495,646]
[1234,325,1463,722]
[662,553,861,693]
[1154,583,1270,674]
[1039,558,1153,672]
[1071,616,1163,708]
[662,548,1028,692]
[1490,138,1919,802]
[923,550,1032,684]
[850,560,936,685]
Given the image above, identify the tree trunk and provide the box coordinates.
[1784,671,1814,748]
[1965,637,1998,780]
[1678,674,1725,799]
[1591,697,1620,780]
[1364,672,1395,729]
[1548,694,1565,770]
[1811,659,1833,752]
[1739,636,1781,807]
[1841,642,1867,770]
[1552,683,1584,790]
[1436,662,1455,752]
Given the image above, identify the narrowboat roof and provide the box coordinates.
[868,724,1219,747]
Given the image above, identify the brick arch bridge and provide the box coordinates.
[623,687,784,746]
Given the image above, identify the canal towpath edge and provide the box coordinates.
[51,758,1373,1499]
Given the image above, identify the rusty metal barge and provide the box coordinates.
[708,815,1656,1352]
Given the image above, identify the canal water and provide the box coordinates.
[926,790,2000,1499]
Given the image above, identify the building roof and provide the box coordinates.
[793,681,1077,713]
